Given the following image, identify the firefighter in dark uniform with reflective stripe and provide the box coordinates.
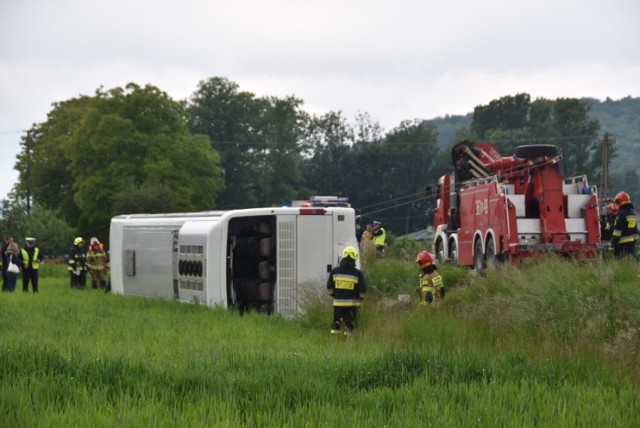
[68,236,88,289]
[611,191,638,258]
[327,246,367,335]
[599,203,618,242]
[416,251,445,305]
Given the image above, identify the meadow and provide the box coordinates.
[1,255,639,427]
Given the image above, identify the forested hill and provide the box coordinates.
[585,96,640,174]
[424,113,472,149]
[425,96,640,195]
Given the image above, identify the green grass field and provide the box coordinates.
[1,258,640,427]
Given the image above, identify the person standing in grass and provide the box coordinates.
[86,239,109,290]
[4,242,20,292]
[372,220,386,257]
[416,250,445,305]
[611,191,638,258]
[1,235,14,291]
[327,246,367,336]
[20,237,43,293]
[68,237,88,289]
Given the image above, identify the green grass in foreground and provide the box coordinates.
[1,260,639,426]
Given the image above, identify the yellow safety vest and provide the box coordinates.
[373,228,386,246]
[21,247,40,270]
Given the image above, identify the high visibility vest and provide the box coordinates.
[21,247,40,270]
[373,228,386,246]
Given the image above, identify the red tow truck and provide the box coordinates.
[432,141,601,271]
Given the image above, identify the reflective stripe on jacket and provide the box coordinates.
[68,246,87,271]
[87,250,109,270]
[611,205,638,246]
[419,271,443,292]
[327,263,367,307]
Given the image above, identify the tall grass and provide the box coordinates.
[1,257,639,426]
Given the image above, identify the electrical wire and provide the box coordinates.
[356,152,568,218]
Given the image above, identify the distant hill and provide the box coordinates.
[424,96,640,197]
[585,96,640,176]
[424,114,472,149]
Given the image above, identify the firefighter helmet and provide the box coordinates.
[74,236,84,246]
[341,246,359,261]
[416,250,434,268]
[614,191,631,206]
[608,203,619,215]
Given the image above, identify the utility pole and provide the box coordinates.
[600,133,610,200]
[21,129,33,216]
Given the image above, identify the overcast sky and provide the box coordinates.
[1,0,639,200]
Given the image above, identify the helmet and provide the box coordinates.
[608,203,619,215]
[373,220,381,226]
[341,246,359,261]
[416,250,434,268]
[25,237,36,244]
[74,236,84,246]
[90,236,100,245]
[614,191,631,206]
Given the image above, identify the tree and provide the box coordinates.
[14,84,224,231]
[15,96,95,225]
[550,98,600,176]
[471,93,531,139]
[471,94,602,177]
[303,111,355,196]
[187,77,311,208]
[23,204,77,256]
[187,77,264,208]
[378,120,440,234]
[254,96,308,206]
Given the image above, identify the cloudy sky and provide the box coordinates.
[1,0,638,200]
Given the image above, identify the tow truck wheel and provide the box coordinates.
[435,239,445,265]
[449,240,458,264]
[514,144,559,159]
[485,237,497,268]
[474,239,485,274]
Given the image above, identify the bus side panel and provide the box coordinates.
[331,209,359,268]
[120,227,175,299]
[297,215,334,285]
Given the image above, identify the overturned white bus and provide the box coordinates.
[109,207,358,317]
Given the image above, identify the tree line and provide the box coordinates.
[3,79,607,247]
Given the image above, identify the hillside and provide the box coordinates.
[425,96,640,196]
[586,96,640,183]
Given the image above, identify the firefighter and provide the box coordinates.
[416,250,445,305]
[372,220,386,257]
[1,235,14,291]
[327,246,367,335]
[599,203,618,242]
[68,236,88,289]
[87,239,109,289]
[611,191,638,258]
[20,237,43,293]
